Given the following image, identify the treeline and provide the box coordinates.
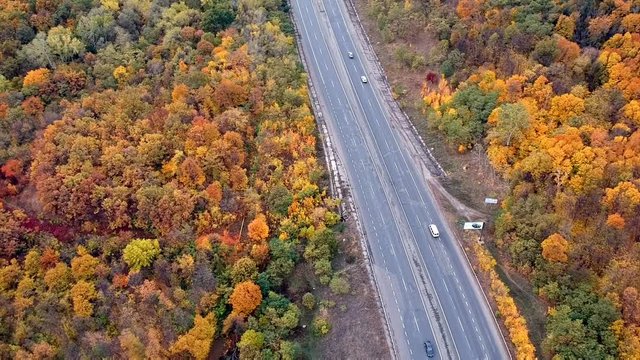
[0,0,343,358]
[368,0,640,358]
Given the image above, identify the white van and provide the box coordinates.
[428,224,440,238]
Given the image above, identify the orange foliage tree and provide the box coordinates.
[607,213,626,230]
[248,213,269,242]
[229,280,262,316]
[541,234,570,263]
[22,68,50,88]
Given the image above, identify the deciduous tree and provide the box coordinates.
[607,213,626,230]
[231,257,258,284]
[487,103,530,146]
[46,26,84,61]
[229,280,262,316]
[122,239,160,271]
[542,233,570,263]
[70,280,97,317]
[70,246,100,280]
[248,213,269,242]
[238,329,264,359]
[169,313,216,360]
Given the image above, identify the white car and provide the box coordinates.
[428,224,440,238]
[348,52,354,58]
[361,76,368,83]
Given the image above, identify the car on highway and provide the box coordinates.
[424,341,435,358]
[428,224,439,238]
[361,75,368,83]
[348,51,354,58]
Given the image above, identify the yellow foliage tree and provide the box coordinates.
[473,244,535,359]
[548,94,585,125]
[599,50,623,69]
[623,100,640,126]
[113,66,129,84]
[23,68,50,88]
[70,280,97,317]
[421,76,452,110]
[119,329,145,360]
[170,313,216,360]
[172,84,189,103]
[100,0,119,10]
[70,246,100,280]
[541,233,570,263]
[14,275,36,312]
[555,14,576,38]
[603,181,640,217]
[612,320,640,359]
[44,262,71,292]
[523,76,553,107]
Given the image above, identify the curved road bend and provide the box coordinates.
[291,1,510,359]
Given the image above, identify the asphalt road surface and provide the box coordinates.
[290,1,511,359]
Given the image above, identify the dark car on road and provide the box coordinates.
[424,341,435,358]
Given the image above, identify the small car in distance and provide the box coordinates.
[348,51,354,58]
[424,341,435,358]
[428,224,440,238]
[361,75,368,83]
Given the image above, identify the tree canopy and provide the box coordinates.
[0,0,342,357]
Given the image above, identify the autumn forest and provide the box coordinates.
[369,0,640,358]
[0,0,345,358]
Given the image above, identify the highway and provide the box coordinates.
[290,0,510,359]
